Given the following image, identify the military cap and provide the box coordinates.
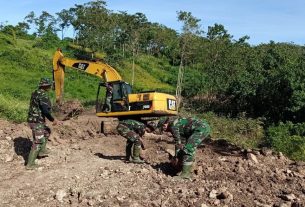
[39,77,52,87]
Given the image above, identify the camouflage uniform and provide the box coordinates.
[103,83,113,112]
[158,116,211,178]
[117,119,145,163]
[26,78,54,169]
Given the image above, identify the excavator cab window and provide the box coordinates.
[96,81,131,113]
[112,82,131,112]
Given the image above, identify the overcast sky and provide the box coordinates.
[0,0,304,45]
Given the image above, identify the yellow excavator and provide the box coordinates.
[53,48,177,133]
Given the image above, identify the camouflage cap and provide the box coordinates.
[39,77,52,87]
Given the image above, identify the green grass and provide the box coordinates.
[0,33,176,122]
[180,110,265,149]
[0,94,28,122]
[117,59,175,93]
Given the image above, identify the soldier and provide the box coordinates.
[117,119,146,163]
[157,116,211,179]
[103,82,113,112]
[26,77,58,170]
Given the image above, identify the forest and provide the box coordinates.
[1,0,305,160]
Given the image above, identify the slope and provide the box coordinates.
[0,33,176,122]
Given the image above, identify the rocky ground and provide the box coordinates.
[0,111,305,207]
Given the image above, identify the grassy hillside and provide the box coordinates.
[0,32,278,159]
[0,33,176,122]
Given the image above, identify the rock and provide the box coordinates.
[87,199,95,206]
[71,144,81,150]
[247,153,258,164]
[55,189,67,202]
[195,187,205,196]
[252,150,261,155]
[261,147,273,156]
[201,204,209,207]
[279,202,292,207]
[5,153,14,162]
[280,193,296,201]
[5,136,12,141]
[209,189,217,199]
[278,152,285,160]
[194,166,203,175]
[213,199,221,205]
[237,166,246,174]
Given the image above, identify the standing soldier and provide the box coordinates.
[103,82,113,112]
[157,116,211,179]
[26,77,58,170]
[117,119,146,163]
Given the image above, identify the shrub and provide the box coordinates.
[267,122,305,160]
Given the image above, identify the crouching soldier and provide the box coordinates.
[117,119,146,163]
[26,77,58,170]
[157,116,211,179]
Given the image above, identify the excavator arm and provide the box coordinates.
[53,48,122,103]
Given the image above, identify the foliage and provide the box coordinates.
[2,1,305,160]
[267,122,305,160]
[0,32,175,123]
[179,110,265,149]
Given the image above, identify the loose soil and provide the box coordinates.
[0,109,304,207]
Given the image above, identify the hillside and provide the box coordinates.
[0,33,175,122]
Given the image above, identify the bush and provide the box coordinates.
[267,122,305,160]
[179,110,265,149]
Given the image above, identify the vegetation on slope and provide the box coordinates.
[1,0,305,160]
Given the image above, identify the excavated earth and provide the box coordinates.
[0,107,305,206]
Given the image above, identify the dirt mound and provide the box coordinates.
[53,100,84,121]
[0,115,304,207]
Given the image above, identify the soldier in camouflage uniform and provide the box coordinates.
[103,83,113,112]
[26,77,58,170]
[157,116,211,179]
[117,119,146,163]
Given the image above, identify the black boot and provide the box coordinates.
[125,141,133,162]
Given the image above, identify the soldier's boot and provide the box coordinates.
[125,142,133,162]
[26,148,39,170]
[131,145,144,163]
[38,138,50,157]
[174,162,193,180]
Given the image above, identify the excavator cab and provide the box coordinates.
[96,81,132,113]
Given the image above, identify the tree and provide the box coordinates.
[56,9,72,40]
[176,11,202,110]
[24,11,57,37]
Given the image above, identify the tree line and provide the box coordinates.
[1,0,305,125]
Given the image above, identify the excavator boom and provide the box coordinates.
[53,48,122,103]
